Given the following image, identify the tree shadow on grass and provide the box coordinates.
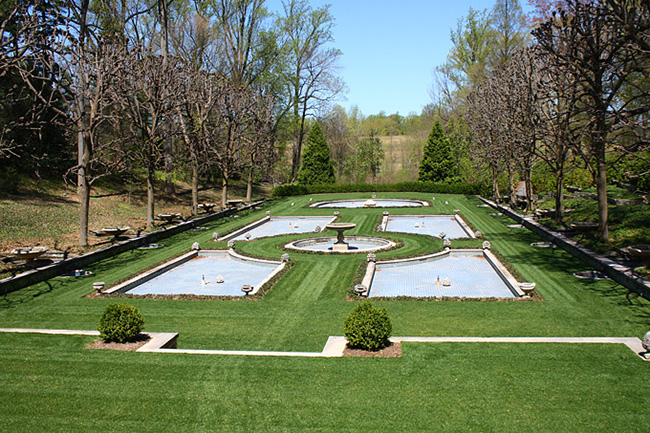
[0,280,55,309]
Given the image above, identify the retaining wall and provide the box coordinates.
[479,197,650,300]
[0,201,266,294]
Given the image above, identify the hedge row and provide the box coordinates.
[271,181,490,197]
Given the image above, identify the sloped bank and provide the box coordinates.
[479,197,650,300]
[0,200,266,294]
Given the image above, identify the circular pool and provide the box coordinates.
[285,236,395,253]
[310,199,428,208]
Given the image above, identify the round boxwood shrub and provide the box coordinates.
[98,303,144,343]
[344,302,392,351]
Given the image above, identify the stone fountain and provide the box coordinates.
[324,222,356,251]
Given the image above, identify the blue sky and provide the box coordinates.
[265,0,533,117]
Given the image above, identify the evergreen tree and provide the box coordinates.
[418,122,456,182]
[297,123,336,185]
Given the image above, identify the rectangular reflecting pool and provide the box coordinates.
[108,251,284,297]
[369,250,518,298]
[223,216,336,241]
[383,215,474,239]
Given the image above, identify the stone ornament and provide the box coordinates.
[367,253,376,262]
[474,231,482,238]
[443,238,451,247]
[333,211,340,216]
[314,226,321,233]
[482,241,491,250]
[227,240,236,248]
[245,233,251,240]
[212,232,219,241]
[191,242,200,250]
[281,253,290,263]
[266,211,270,216]
[354,284,368,296]
[439,232,446,239]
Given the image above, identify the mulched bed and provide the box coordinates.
[85,333,151,351]
[343,342,402,358]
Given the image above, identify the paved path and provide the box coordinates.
[1,328,647,360]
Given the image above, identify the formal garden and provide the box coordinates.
[1,191,650,431]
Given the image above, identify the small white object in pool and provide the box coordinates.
[245,233,251,240]
[415,223,419,228]
[442,278,451,286]
[201,275,208,285]
[216,275,224,283]
[294,224,299,228]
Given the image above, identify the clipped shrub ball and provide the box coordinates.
[98,303,144,343]
[344,302,392,351]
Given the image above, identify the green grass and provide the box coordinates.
[1,192,650,431]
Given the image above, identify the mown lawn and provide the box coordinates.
[1,192,649,431]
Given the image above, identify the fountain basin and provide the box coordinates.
[285,236,395,253]
[310,199,429,208]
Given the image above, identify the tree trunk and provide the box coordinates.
[596,153,609,243]
[221,172,228,209]
[554,167,565,225]
[492,166,501,202]
[191,163,199,216]
[246,165,253,202]
[78,132,91,246]
[147,165,155,228]
[524,166,534,211]
[508,166,516,206]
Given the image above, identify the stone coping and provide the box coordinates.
[380,214,475,238]
[219,215,336,241]
[478,197,650,300]
[0,328,646,360]
[309,198,430,208]
[284,236,396,254]
[368,249,524,298]
[103,249,283,296]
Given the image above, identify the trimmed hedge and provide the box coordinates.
[271,181,490,197]
[98,303,144,343]
[344,302,392,351]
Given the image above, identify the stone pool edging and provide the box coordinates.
[284,236,397,254]
[309,198,430,208]
[0,200,267,295]
[364,249,525,298]
[0,328,646,360]
[478,197,650,300]
[380,214,476,238]
[218,215,336,242]
[102,249,284,297]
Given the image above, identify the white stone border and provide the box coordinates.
[104,250,284,297]
[219,215,336,241]
[227,249,285,295]
[103,251,198,294]
[380,214,475,238]
[0,328,646,360]
[309,199,430,208]
[284,236,396,254]
[368,249,523,298]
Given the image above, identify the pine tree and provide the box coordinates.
[418,122,456,182]
[297,123,336,185]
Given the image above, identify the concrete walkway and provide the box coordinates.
[0,328,647,360]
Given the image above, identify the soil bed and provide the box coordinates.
[343,342,401,358]
[86,333,151,351]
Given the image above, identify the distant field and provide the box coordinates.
[377,135,425,183]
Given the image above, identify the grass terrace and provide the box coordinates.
[1,192,650,431]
